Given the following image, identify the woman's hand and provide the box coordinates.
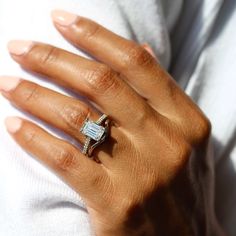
[0,10,214,236]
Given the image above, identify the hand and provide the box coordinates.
[0,10,216,236]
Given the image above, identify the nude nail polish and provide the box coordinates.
[0,76,21,92]
[4,117,23,133]
[51,9,78,26]
[142,43,157,59]
[7,40,34,56]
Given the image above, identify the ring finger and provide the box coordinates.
[0,76,124,165]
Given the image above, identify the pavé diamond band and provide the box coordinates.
[80,114,110,157]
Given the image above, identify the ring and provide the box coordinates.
[80,114,110,157]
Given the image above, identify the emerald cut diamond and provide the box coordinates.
[81,121,105,141]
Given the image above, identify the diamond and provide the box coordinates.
[81,121,105,141]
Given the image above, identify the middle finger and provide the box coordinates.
[0,76,99,143]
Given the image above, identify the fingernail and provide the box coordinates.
[4,117,23,133]
[142,43,157,59]
[51,9,78,26]
[0,76,21,92]
[7,40,34,56]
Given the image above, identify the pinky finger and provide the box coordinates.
[4,116,107,202]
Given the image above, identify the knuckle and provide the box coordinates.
[39,46,59,69]
[78,18,101,41]
[24,129,37,146]
[176,142,192,164]
[86,65,119,95]
[169,139,192,170]
[61,103,90,132]
[163,124,192,166]
[54,146,77,171]
[122,45,154,68]
[22,83,40,104]
[193,115,212,143]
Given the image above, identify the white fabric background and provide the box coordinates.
[0,0,235,235]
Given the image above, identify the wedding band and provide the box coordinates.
[80,114,110,157]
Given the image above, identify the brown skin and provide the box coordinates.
[1,15,224,236]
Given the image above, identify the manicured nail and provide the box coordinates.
[142,43,157,59]
[4,117,23,133]
[51,9,78,26]
[7,40,34,56]
[0,76,21,92]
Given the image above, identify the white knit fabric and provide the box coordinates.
[0,0,235,235]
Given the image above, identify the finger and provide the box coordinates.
[50,10,205,141]
[50,10,172,106]
[4,116,107,202]
[0,76,100,144]
[7,41,154,131]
